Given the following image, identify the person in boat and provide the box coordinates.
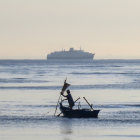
[61,89,75,109]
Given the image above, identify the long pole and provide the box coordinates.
[54,93,61,116]
[83,97,94,110]
[55,79,70,116]
[74,97,80,103]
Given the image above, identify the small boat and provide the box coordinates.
[54,79,100,118]
[59,102,100,118]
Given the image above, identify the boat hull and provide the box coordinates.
[60,104,100,118]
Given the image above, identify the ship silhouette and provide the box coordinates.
[47,48,95,62]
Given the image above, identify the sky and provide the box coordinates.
[0,0,140,59]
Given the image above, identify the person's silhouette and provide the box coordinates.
[61,89,75,109]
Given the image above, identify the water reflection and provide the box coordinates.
[60,118,73,140]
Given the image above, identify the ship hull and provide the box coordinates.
[47,58,94,62]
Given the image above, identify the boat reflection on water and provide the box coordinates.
[59,118,73,140]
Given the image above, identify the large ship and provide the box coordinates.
[47,48,94,61]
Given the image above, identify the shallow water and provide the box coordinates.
[0,60,140,140]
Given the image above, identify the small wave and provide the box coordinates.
[72,84,140,90]
[98,119,140,123]
[15,104,55,108]
[96,103,140,109]
[79,65,122,68]
[1,115,140,125]
[0,83,140,90]
[105,134,140,138]
[0,115,53,121]
[71,72,140,75]
[0,85,61,90]
[124,104,140,107]
[0,78,48,83]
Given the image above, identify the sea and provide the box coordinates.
[0,59,140,140]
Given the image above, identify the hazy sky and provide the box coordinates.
[0,0,140,59]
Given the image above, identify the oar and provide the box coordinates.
[83,97,94,110]
[57,97,80,117]
[74,97,80,103]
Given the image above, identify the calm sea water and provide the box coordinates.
[0,59,140,140]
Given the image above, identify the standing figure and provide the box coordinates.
[61,89,75,109]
